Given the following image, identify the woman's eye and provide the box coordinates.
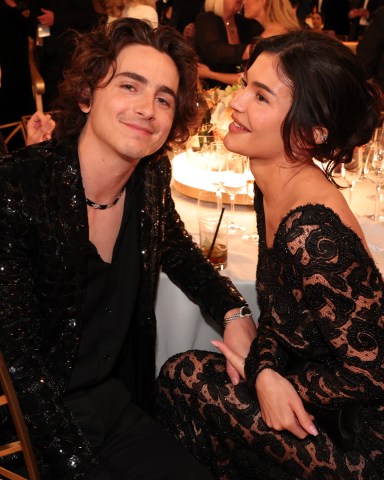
[256,92,267,103]
[122,84,135,91]
[239,76,247,88]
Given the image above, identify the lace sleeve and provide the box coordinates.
[285,208,384,407]
[245,205,384,407]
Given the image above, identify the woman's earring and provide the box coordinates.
[321,133,328,143]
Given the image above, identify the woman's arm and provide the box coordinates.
[198,63,241,86]
[195,12,248,67]
[286,210,384,406]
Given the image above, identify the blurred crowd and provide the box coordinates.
[0,0,383,127]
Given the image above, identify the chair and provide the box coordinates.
[0,122,26,154]
[0,352,39,480]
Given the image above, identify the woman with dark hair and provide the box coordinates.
[158,31,384,479]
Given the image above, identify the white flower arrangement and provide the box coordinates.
[202,82,242,141]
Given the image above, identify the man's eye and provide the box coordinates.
[122,84,135,91]
[157,97,171,107]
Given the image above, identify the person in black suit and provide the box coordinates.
[357,5,384,91]
[0,0,35,124]
[169,0,204,33]
[322,0,350,36]
[28,0,101,109]
[348,0,384,40]
[310,0,350,36]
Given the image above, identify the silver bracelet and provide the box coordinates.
[223,306,252,326]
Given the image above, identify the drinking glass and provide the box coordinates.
[364,128,384,222]
[208,141,227,210]
[242,179,259,244]
[221,153,247,233]
[340,147,363,206]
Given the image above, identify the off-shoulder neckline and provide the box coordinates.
[260,202,361,253]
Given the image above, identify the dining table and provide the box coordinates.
[154,155,384,373]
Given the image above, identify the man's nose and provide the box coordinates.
[135,96,155,119]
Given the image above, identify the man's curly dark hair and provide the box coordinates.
[53,18,204,156]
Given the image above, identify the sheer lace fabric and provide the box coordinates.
[157,199,384,479]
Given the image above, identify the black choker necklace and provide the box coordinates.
[86,187,125,210]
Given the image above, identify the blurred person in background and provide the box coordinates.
[194,0,262,88]
[28,0,101,110]
[0,0,35,124]
[310,10,324,31]
[320,0,350,38]
[197,0,301,87]
[105,0,124,21]
[169,0,205,33]
[348,0,384,41]
[243,0,301,38]
[121,0,159,27]
[356,5,384,92]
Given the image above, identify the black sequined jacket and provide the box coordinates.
[0,140,245,479]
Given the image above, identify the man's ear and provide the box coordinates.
[313,126,328,144]
[79,87,92,113]
[79,103,91,114]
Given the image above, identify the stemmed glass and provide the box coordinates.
[221,153,247,234]
[242,178,259,244]
[340,146,364,206]
[208,142,227,210]
[363,128,384,222]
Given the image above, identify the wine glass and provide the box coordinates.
[242,179,259,244]
[363,129,384,222]
[340,147,363,206]
[221,153,247,234]
[208,142,227,210]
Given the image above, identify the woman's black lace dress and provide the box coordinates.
[157,189,384,480]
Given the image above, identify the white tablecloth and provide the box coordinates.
[155,175,384,373]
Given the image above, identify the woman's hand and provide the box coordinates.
[211,316,257,384]
[26,111,55,146]
[256,368,318,439]
[197,63,213,79]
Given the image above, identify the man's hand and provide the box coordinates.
[38,8,54,27]
[256,368,318,439]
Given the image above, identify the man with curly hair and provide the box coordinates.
[0,18,252,479]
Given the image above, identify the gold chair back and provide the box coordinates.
[0,352,39,480]
[0,122,26,154]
